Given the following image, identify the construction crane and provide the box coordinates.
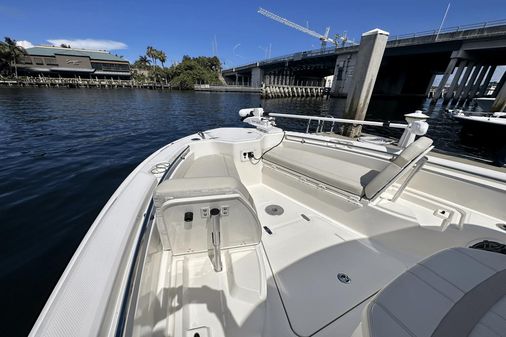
[257,7,356,48]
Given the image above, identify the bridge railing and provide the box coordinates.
[389,19,506,40]
[223,18,506,72]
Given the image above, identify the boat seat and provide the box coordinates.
[263,136,433,200]
[171,153,241,180]
[357,247,506,337]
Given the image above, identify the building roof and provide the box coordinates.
[26,46,127,62]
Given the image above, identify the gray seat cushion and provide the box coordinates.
[263,146,379,196]
[361,247,506,337]
[364,137,433,199]
[264,137,432,199]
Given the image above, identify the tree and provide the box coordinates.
[146,46,158,66]
[133,55,151,69]
[0,37,26,77]
[167,55,223,89]
[158,50,167,68]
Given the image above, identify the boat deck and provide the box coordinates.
[250,184,409,336]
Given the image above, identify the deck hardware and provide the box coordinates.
[150,162,171,174]
[263,226,273,235]
[209,208,222,272]
[184,212,193,222]
[301,214,310,221]
[191,138,200,141]
[497,223,506,232]
[265,204,284,215]
[201,207,210,218]
[337,273,351,284]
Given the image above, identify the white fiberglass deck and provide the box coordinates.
[250,185,409,336]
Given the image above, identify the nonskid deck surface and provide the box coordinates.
[248,185,411,336]
[161,180,506,337]
[161,184,412,337]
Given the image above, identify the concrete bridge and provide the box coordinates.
[222,20,506,108]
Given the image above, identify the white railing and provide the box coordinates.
[267,112,429,147]
[269,113,408,131]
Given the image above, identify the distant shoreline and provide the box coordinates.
[0,77,172,90]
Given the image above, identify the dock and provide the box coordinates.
[0,77,171,89]
[194,84,261,93]
[262,84,328,98]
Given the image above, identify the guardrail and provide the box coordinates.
[389,18,506,40]
[223,18,506,72]
[269,113,408,134]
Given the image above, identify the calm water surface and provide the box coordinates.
[0,88,502,336]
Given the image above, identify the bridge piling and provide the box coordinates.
[444,60,467,102]
[432,57,458,104]
[343,28,389,138]
[454,62,475,101]
[461,64,482,100]
[491,73,506,111]
[479,65,496,95]
[468,65,488,99]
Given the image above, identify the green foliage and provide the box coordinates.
[168,55,222,89]
[133,55,151,69]
[0,37,26,77]
[130,46,222,89]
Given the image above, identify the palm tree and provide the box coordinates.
[158,50,167,68]
[0,37,26,77]
[146,46,158,66]
[134,55,151,69]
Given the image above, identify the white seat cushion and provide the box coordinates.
[264,137,432,199]
[362,247,506,337]
[263,146,379,195]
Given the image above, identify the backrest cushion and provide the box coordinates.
[364,137,433,199]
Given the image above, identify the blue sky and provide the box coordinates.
[1,0,506,69]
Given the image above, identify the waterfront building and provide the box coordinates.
[15,46,131,79]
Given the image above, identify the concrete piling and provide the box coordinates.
[468,65,488,99]
[479,65,496,96]
[461,65,481,100]
[491,73,506,112]
[444,60,467,102]
[432,57,458,104]
[342,28,389,138]
[454,62,475,101]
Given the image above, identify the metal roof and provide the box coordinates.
[26,46,128,62]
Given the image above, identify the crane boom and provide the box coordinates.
[258,8,335,45]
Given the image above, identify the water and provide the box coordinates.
[0,88,502,337]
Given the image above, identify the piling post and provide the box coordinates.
[462,64,482,100]
[444,60,467,102]
[432,57,458,104]
[468,65,488,99]
[479,65,496,96]
[492,72,506,98]
[491,80,506,112]
[343,28,389,138]
[454,62,475,101]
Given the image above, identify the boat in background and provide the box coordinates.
[29,108,506,337]
[474,97,495,111]
[450,109,506,128]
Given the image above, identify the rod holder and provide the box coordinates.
[209,208,222,272]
